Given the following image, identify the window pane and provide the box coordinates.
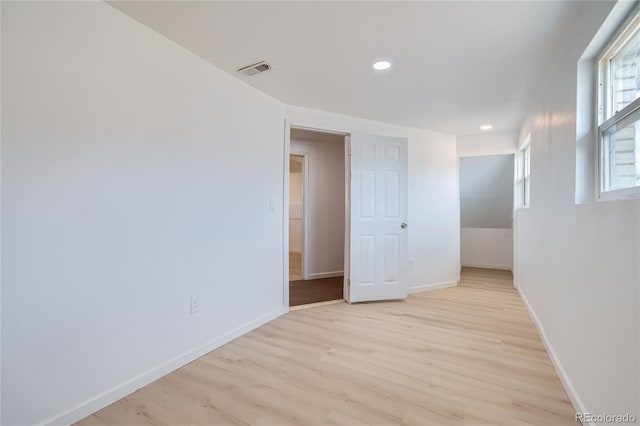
[610,25,640,114]
[602,114,640,192]
[523,145,530,206]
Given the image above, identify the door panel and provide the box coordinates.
[348,133,408,303]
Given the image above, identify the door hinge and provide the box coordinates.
[347,278,351,286]
[347,146,352,157]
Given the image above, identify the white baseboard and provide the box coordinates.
[306,271,344,280]
[517,286,590,425]
[45,307,286,426]
[461,262,512,271]
[408,280,457,294]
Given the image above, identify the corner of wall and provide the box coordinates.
[516,286,591,424]
[43,307,286,425]
[408,280,457,294]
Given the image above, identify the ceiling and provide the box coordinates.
[110,1,581,136]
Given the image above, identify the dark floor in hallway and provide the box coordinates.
[289,276,343,306]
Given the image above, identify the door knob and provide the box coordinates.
[401,222,408,229]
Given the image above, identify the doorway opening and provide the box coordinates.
[459,154,515,272]
[288,127,348,307]
[284,126,409,308]
[289,155,305,281]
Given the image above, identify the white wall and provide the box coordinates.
[287,106,460,292]
[457,129,519,157]
[461,228,513,270]
[460,154,514,229]
[291,137,345,279]
[2,3,461,424]
[2,2,286,424]
[515,1,640,420]
[458,139,516,270]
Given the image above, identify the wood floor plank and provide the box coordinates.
[76,267,577,426]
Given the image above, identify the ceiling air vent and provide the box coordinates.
[238,61,271,77]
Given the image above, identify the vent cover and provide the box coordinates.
[238,61,271,76]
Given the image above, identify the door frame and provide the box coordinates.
[283,120,351,311]
[288,152,309,280]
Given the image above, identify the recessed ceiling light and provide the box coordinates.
[372,60,391,71]
[480,124,493,130]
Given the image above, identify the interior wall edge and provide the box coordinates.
[517,285,592,425]
[460,263,512,271]
[42,307,286,426]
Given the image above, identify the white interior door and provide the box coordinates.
[348,133,408,303]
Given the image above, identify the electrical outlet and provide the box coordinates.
[190,296,200,314]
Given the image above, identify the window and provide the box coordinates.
[598,12,640,198]
[523,144,531,206]
[516,134,531,208]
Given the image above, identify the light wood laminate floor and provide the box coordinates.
[77,267,577,426]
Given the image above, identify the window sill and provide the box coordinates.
[598,186,640,202]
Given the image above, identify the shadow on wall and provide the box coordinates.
[459,154,514,270]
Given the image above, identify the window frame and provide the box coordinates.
[596,10,640,200]
[523,143,531,207]
[516,133,531,209]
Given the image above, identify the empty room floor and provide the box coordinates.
[77,268,576,425]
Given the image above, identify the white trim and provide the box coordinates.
[517,132,531,151]
[290,125,348,137]
[283,119,291,311]
[598,106,640,198]
[408,280,457,294]
[599,11,640,124]
[285,120,351,138]
[523,144,531,207]
[289,299,345,311]
[596,7,640,200]
[461,262,512,271]
[286,121,351,305]
[302,152,309,280]
[517,287,591,425]
[343,136,352,303]
[44,307,286,426]
[598,185,640,201]
[307,271,344,280]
